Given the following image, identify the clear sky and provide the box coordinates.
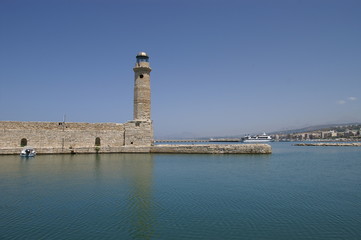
[1,0,360,138]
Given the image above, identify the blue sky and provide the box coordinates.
[1,0,360,138]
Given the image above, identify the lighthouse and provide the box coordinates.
[133,52,152,121]
[124,52,154,146]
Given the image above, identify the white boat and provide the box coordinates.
[242,133,274,143]
[20,147,36,157]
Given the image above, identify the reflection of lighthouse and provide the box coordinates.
[133,52,152,121]
[91,154,155,238]
[127,154,155,239]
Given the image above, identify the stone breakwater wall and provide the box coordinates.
[0,121,153,153]
[295,142,361,147]
[0,144,272,155]
[151,144,272,154]
[0,121,124,149]
[0,146,153,155]
[0,121,271,155]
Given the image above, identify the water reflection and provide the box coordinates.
[124,154,155,239]
[0,154,156,239]
[1,146,361,239]
[91,154,156,239]
[96,154,155,239]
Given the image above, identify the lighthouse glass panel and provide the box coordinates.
[136,57,149,63]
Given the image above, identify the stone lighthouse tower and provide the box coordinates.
[124,52,154,146]
[133,52,152,121]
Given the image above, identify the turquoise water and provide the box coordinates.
[0,143,360,239]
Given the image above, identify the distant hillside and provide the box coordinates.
[269,122,361,135]
[204,122,361,139]
[155,122,361,140]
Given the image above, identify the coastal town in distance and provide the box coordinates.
[157,123,361,143]
[270,123,361,142]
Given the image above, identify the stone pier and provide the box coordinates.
[0,144,271,155]
[294,142,361,147]
[151,144,271,154]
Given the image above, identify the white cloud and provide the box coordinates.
[337,97,358,105]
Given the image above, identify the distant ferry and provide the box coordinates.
[242,133,274,143]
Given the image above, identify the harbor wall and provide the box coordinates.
[0,121,272,155]
[294,142,361,147]
[0,143,272,155]
[0,121,153,153]
[151,144,272,154]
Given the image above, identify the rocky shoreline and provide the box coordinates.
[294,142,361,147]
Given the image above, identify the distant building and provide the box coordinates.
[321,130,337,139]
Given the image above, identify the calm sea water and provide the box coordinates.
[0,143,360,240]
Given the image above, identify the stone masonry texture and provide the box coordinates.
[0,120,153,154]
